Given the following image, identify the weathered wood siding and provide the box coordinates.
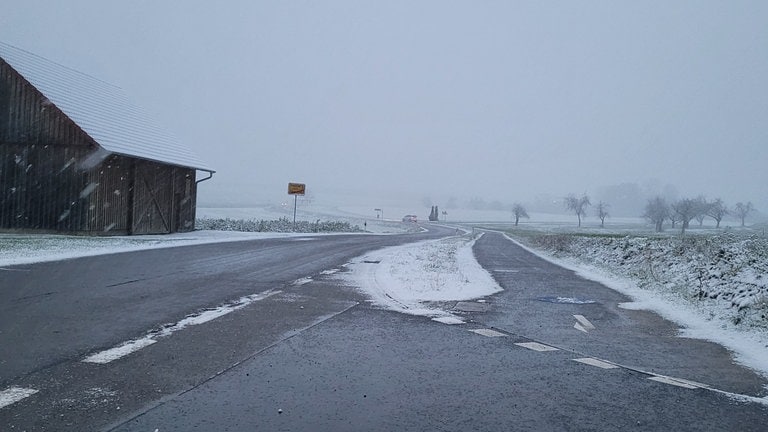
[129,160,196,234]
[0,59,198,235]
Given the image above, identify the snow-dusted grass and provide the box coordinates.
[519,232,768,323]
[340,232,502,324]
[503,229,768,377]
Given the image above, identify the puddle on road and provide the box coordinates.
[453,301,491,312]
[535,296,598,305]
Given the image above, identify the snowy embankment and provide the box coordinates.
[340,233,502,324]
[513,232,768,376]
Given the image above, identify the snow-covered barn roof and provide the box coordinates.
[0,41,214,173]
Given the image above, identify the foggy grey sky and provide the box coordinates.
[3,1,767,212]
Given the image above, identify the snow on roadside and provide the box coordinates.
[0,205,421,268]
[0,231,322,267]
[506,233,768,378]
[340,233,502,324]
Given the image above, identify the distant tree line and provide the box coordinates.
[423,191,757,233]
[560,194,609,228]
[643,196,755,234]
[560,192,756,233]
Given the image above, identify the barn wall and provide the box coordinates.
[83,154,132,234]
[1,59,99,232]
[0,59,199,235]
[0,142,90,231]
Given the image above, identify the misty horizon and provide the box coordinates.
[3,1,766,218]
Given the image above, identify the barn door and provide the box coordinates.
[130,161,173,234]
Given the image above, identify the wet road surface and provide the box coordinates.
[2,228,767,431]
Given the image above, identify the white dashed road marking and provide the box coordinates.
[515,342,559,352]
[0,387,38,409]
[470,328,507,337]
[83,289,280,364]
[572,357,618,369]
[433,316,465,325]
[82,339,158,364]
[292,277,313,286]
[459,314,754,401]
[648,375,709,389]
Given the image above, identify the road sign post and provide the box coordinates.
[288,183,306,230]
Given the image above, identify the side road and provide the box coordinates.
[471,231,768,398]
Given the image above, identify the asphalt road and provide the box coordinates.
[1,227,767,431]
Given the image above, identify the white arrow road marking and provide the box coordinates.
[573,314,596,333]
[572,357,618,369]
[515,342,559,352]
[574,323,589,333]
[0,387,38,409]
[470,328,507,337]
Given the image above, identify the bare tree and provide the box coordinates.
[671,198,700,235]
[733,201,754,227]
[643,196,669,232]
[668,211,679,229]
[595,201,609,228]
[564,194,591,227]
[706,198,728,228]
[511,203,529,226]
[693,196,709,227]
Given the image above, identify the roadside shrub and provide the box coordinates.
[196,217,363,233]
[528,234,574,253]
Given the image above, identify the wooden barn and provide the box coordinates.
[0,42,214,235]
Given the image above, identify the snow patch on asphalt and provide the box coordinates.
[340,233,502,323]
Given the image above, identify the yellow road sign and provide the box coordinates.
[288,182,306,195]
